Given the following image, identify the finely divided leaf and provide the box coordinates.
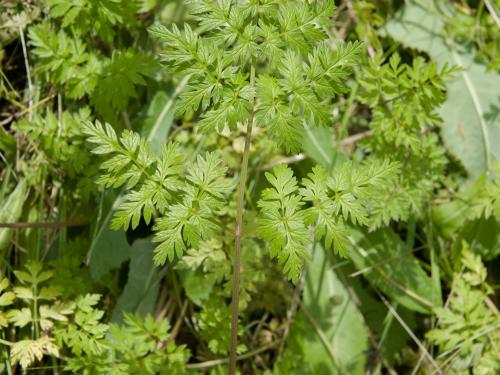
[257,165,309,282]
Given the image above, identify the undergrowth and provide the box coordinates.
[0,0,499,374]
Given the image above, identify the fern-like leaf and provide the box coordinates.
[257,164,309,282]
[300,166,349,256]
[83,121,184,230]
[153,152,232,264]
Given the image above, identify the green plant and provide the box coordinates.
[0,262,188,373]
[0,262,75,369]
[64,313,189,375]
[84,1,370,369]
[1,0,499,373]
[358,53,456,224]
[426,245,500,374]
[80,0,468,372]
[28,0,157,122]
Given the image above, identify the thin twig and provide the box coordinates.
[168,300,189,342]
[352,242,434,308]
[277,268,306,358]
[154,286,171,320]
[187,341,278,370]
[339,129,373,149]
[0,221,87,229]
[348,245,426,278]
[250,313,269,346]
[168,123,196,141]
[301,305,349,373]
[0,115,14,127]
[0,338,13,347]
[484,0,500,29]
[259,130,373,171]
[485,296,499,314]
[259,154,306,171]
[121,111,131,130]
[19,27,34,121]
[0,94,56,126]
[378,293,442,373]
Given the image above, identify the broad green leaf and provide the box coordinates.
[301,127,335,168]
[383,0,500,179]
[140,91,175,156]
[432,175,500,261]
[179,268,216,306]
[87,191,131,280]
[431,194,471,239]
[111,239,162,323]
[455,217,500,262]
[349,229,438,313]
[0,178,27,253]
[286,245,369,374]
[140,76,190,156]
[0,127,16,157]
[431,173,489,238]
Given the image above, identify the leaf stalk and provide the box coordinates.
[228,56,257,375]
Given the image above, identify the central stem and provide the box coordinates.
[228,56,257,375]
